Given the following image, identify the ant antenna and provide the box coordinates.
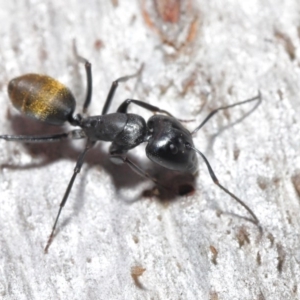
[186,143,261,232]
[192,91,261,134]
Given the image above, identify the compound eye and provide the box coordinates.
[169,143,178,154]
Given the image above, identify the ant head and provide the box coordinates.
[146,115,198,173]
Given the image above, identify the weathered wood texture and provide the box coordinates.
[0,1,299,299]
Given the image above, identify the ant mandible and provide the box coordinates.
[1,51,262,253]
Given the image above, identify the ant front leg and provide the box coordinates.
[117,99,194,123]
[117,99,175,117]
[44,140,95,253]
[110,154,170,191]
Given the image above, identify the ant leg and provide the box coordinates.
[101,65,144,115]
[44,140,95,253]
[73,42,92,114]
[117,99,175,117]
[185,143,261,231]
[192,92,261,134]
[117,99,194,122]
[110,155,170,191]
[0,129,86,142]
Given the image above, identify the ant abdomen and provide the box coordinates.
[8,74,76,126]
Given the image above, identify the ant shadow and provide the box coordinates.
[2,114,196,205]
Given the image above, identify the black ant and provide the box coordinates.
[1,53,262,253]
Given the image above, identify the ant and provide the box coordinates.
[0,52,262,253]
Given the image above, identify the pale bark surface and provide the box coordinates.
[0,1,299,299]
